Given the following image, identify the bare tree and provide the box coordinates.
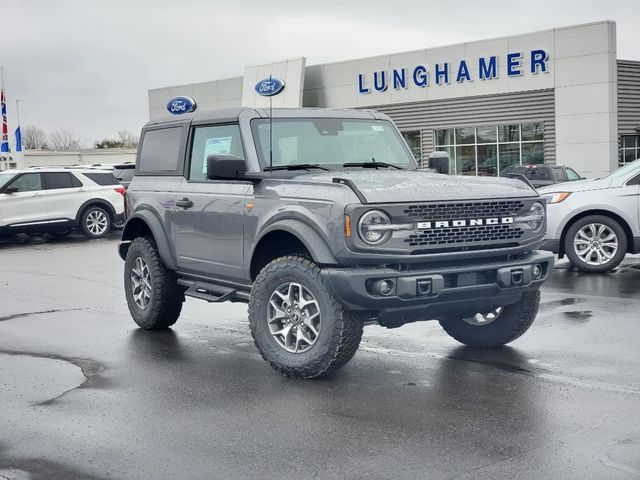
[117,130,139,148]
[22,125,49,150]
[49,129,80,151]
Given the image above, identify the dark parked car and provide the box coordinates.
[112,164,135,189]
[502,164,583,188]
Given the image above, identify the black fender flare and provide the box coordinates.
[252,219,338,266]
[119,211,177,270]
[76,199,117,223]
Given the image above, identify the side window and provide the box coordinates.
[565,168,581,181]
[189,124,245,181]
[83,172,118,186]
[8,173,42,192]
[44,172,78,189]
[138,127,183,173]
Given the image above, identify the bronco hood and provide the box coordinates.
[295,170,538,203]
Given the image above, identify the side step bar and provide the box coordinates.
[177,279,251,303]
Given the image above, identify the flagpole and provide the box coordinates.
[16,99,23,169]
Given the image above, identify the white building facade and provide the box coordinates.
[149,21,640,178]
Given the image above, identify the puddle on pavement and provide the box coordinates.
[562,310,593,322]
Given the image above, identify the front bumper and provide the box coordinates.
[541,239,560,253]
[322,250,554,325]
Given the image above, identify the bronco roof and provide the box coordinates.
[146,107,386,128]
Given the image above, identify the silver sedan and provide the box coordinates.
[539,160,640,273]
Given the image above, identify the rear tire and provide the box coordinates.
[564,215,627,273]
[249,255,363,379]
[124,236,183,330]
[80,205,111,238]
[439,290,540,347]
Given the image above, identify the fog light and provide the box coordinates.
[532,264,543,279]
[369,278,396,296]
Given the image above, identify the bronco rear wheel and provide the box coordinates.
[439,290,540,347]
[249,255,364,379]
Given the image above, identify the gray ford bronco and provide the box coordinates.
[119,107,553,378]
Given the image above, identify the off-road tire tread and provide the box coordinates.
[125,236,183,330]
[249,255,363,379]
[564,215,627,273]
[439,290,540,348]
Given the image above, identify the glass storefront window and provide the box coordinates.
[402,131,422,162]
[522,142,544,165]
[477,144,498,176]
[455,127,475,144]
[620,135,640,167]
[456,145,476,175]
[435,129,454,146]
[498,124,520,143]
[476,126,497,144]
[498,144,520,175]
[434,122,544,177]
[521,123,544,141]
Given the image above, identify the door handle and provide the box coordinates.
[176,197,194,209]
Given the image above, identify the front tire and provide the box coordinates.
[564,215,627,273]
[80,206,111,238]
[439,290,540,347]
[249,256,364,379]
[124,236,184,330]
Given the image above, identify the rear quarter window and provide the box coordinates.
[138,127,183,174]
[112,168,135,181]
[83,172,119,186]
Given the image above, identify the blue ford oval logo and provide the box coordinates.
[255,78,285,96]
[167,96,196,115]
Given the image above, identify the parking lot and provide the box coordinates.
[0,233,639,480]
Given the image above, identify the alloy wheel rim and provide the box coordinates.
[462,307,503,326]
[86,210,108,235]
[267,282,321,353]
[573,223,618,266]
[131,257,152,310]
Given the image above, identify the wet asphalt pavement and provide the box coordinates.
[0,232,639,480]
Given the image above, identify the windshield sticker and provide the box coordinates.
[371,125,384,132]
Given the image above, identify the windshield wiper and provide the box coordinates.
[263,163,332,172]
[343,161,404,170]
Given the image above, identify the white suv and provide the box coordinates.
[0,168,125,238]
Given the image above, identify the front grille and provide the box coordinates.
[406,224,524,247]
[403,200,524,220]
[400,199,528,252]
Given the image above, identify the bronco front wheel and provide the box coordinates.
[124,236,184,330]
[249,255,364,379]
[439,290,541,347]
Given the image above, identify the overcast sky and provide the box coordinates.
[3,0,639,147]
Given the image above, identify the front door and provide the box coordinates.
[0,173,49,227]
[173,123,250,282]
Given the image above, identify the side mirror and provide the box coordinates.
[427,151,450,174]
[206,154,247,181]
[3,186,18,194]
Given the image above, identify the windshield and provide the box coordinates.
[0,172,17,189]
[604,159,640,180]
[251,118,417,170]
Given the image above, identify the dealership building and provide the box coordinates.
[148,21,640,178]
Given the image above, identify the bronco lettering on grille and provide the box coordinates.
[416,217,514,229]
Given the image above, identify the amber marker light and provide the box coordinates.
[345,215,351,238]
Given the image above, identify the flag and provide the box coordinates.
[0,88,8,153]
[15,126,22,152]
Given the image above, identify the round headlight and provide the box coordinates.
[528,202,545,231]
[358,210,392,245]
